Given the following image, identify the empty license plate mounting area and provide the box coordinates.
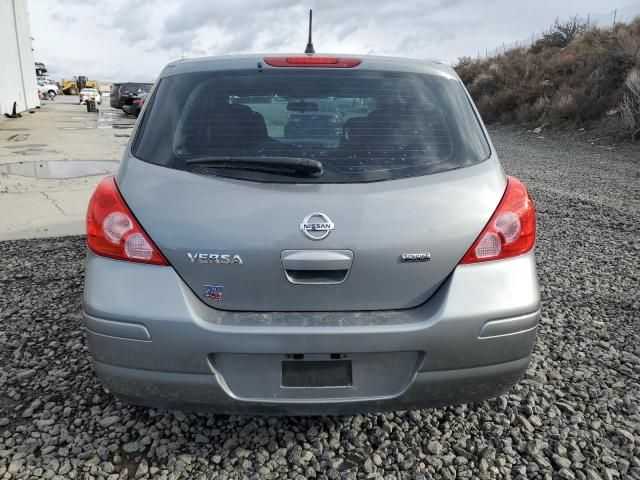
[281,359,352,388]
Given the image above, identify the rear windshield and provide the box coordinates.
[133,69,490,183]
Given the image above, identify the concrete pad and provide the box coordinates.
[0,191,70,239]
[0,95,134,240]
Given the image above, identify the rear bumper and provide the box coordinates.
[83,251,540,414]
[93,356,531,415]
[122,105,141,116]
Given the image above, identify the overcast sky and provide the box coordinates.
[29,0,640,82]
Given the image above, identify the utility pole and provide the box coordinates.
[613,9,617,27]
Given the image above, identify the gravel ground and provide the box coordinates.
[0,127,639,479]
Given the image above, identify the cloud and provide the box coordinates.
[50,13,77,25]
[108,0,158,45]
[27,0,640,81]
[153,0,492,57]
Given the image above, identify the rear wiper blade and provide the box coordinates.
[185,156,323,177]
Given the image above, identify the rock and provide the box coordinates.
[517,415,535,433]
[100,416,121,428]
[553,455,572,469]
[529,415,543,427]
[532,123,549,134]
[616,428,635,444]
[558,468,576,479]
[123,441,141,453]
[8,460,24,475]
[13,369,37,381]
[525,440,543,456]
[585,469,603,480]
[363,458,374,473]
[135,460,149,478]
[427,440,442,455]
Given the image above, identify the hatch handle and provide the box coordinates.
[281,250,353,271]
[281,250,353,285]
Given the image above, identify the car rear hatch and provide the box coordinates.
[117,58,503,312]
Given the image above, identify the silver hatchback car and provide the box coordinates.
[83,54,539,414]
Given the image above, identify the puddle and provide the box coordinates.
[0,160,119,178]
[3,144,48,149]
[7,134,30,141]
[14,148,60,156]
[57,111,137,130]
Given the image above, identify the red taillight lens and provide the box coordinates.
[263,56,362,68]
[460,176,535,264]
[133,98,143,105]
[86,175,168,265]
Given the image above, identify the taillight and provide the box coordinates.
[460,176,535,264]
[86,175,168,265]
[263,56,362,68]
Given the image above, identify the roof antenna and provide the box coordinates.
[304,9,315,54]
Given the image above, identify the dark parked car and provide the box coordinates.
[110,82,152,110]
[284,107,344,140]
[122,92,148,117]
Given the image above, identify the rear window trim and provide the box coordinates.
[131,83,159,154]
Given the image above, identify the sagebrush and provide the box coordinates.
[456,17,640,138]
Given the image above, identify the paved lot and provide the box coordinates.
[0,128,639,479]
[0,96,134,240]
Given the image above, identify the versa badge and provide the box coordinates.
[188,253,243,264]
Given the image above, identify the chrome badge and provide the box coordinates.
[401,253,431,263]
[300,212,334,240]
[187,253,243,264]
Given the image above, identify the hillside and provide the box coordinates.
[455,17,640,139]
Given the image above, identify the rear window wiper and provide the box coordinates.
[185,156,323,177]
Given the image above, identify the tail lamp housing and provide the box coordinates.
[460,176,535,264]
[86,175,168,265]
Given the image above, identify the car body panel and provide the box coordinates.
[117,154,505,311]
[83,249,539,413]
